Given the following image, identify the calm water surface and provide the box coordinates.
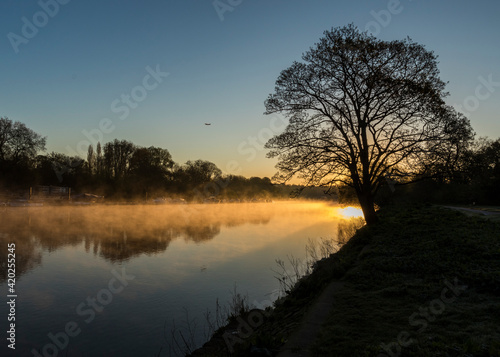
[0,201,359,356]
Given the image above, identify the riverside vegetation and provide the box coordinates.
[189,203,500,356]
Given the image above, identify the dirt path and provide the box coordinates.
[441,206,500,218]
[276,281,344,356]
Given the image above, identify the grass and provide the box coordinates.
[188,203,500,356]
[312,204,500,356]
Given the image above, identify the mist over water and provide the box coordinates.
[0,201,361,356]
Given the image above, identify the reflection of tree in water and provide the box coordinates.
[96,231,174,262]
[182,224,221,243]
[224,216,271,228]
[0,204,276,277]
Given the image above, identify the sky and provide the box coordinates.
[1,0,499,179]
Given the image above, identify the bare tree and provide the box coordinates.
[0,118,13,161]
[87,144,95,175]
[0,117,46,165]
[103,139,135,180]
[264,25,473,224]
[96,142,103,177]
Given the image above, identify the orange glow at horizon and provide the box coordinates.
[337,206,364,219]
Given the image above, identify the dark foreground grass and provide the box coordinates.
[312,204,500,356]
[189,204,500,356]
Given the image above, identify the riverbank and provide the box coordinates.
[189,203,500,356]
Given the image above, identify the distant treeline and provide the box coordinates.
[314,135,500,207]
[0,117,329,201]
[1,117,499,204]
[380,136,500,206]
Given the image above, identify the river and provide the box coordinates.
[0,201,362,356]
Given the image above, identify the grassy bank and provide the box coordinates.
[190,204,500,356]
[312,204,500,356]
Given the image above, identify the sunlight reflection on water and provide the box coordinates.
[0,201,361,356]
[336,206,365,219]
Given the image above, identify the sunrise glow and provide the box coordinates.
[337,206,364,219]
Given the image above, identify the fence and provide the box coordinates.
[32,186,71,200]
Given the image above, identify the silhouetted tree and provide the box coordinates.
[180,160,222,187]
[458,137,500,203]
[0,117,46,165]
[0,118,13,161]
[103,139,135,180]
[129,146,174,195]
[0,117,46,187]
[129,146,174,174]
[0,118,330,200]
[87,144,95,175]
[96,142,103,177]
[264,25,473,224]
[45,152,84,186]
[170,159,223,198]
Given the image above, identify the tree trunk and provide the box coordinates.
[357,191,379,225]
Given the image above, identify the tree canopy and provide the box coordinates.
[0,117,46,186]
[0,117,46,165]
[265,25,474,224]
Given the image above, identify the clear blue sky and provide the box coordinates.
[1,0,499,178]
